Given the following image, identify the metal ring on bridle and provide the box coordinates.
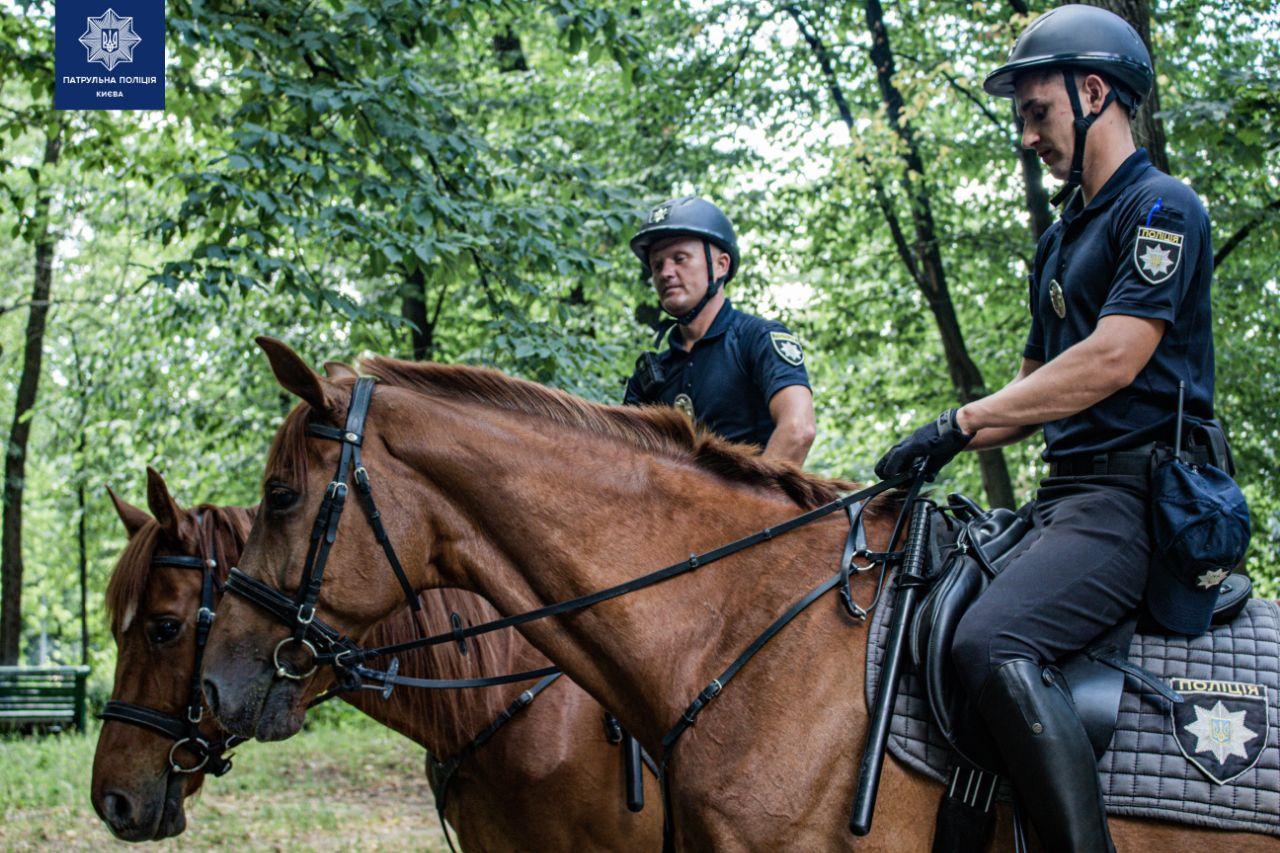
[273,637,318,680]
[168,737,210,774]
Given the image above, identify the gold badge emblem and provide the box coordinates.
[673,393,695,420]
[1049,279,1066,319]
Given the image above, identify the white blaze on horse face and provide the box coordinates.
[119,601,138,634]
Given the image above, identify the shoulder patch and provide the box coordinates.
[769,331,805,366]
[1134,225,1184,285]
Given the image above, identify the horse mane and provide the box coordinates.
[358,356,860,510]
[105,503,256,634]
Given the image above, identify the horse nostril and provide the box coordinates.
[202,678,220,717]
[103,789,135,827]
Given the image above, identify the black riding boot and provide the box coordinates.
[976,659,1114,853]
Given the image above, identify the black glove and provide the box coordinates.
[875,409,974,480]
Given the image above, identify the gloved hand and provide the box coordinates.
[875,409,974,480]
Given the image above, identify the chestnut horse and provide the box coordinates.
[203,338,1271,850]
[92,467,660,849]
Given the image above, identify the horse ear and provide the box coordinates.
[145,467,187,540]
[323,361,358,381]
[257,336,341,422]
[106,485,152,538]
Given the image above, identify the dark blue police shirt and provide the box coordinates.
[1024,149,1215,460]
[623,299,810,447]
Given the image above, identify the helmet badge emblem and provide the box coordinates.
[649,205,671,224]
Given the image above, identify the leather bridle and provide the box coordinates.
[99,539,243,777]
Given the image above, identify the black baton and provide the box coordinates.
[849,488,931,836]
[623,730,645,812]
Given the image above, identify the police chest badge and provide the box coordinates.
[1049,279,1066,319]
[673,393,695,420]
[1170,678,1269,785]
[1134,226,1184,285]
[770,332,805,366]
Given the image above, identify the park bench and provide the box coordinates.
[0,665,91,733]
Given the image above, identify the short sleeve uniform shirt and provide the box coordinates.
[1024,149,1215,460]
[623,299,810,447]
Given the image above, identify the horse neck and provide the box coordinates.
[384,394,866,750]
[341,588,551,759]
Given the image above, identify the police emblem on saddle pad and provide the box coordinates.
[770,332,804,366]
[1171,678,1269,785]
[1134,226,1184,285]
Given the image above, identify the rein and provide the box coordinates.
[99,541,244,777]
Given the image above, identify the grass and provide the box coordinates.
[0,709,448,851]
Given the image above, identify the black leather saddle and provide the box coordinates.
[908,495,1253,763]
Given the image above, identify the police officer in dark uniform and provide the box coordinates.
[624,197,816,465]
[875,8,1221,850]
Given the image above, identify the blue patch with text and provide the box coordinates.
[56,0,164,110]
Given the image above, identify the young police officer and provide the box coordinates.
[875,8,1218,850]
[624,197,816,465]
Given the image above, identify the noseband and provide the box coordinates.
[99,535,243,776]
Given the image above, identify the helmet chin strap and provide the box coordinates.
[1052,68,1118,207]
[669,239,726,326]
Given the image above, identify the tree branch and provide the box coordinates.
[1215,198,1280,268]
[786,5,923,286]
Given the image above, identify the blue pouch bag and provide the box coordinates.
[1146,427,1251,636]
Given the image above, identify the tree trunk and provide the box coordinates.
[1,127,62,664]
[1076,0,1170,171]
[402,267,431,360]
[861,0,1016,507]
[1019,147,1055,240]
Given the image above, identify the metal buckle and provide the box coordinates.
[273,637,319,680]
[325,481,348,499]
[296,603,315,625]
[168,737,210,774]
[187,705,203,724]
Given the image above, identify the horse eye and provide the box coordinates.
[265,484,297,511]
[146,618,183,646]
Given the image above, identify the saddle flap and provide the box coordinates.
[909,504,1035,747]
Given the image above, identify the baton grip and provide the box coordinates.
[849,497,932,836]
[623,731,645,812]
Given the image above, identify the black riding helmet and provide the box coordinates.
[984,6,1154,204]
[629,196,740,325]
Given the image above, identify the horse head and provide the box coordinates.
[91,469,252,840]
[202,339,452,740]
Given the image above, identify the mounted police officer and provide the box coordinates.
[624,196,816,465]
[875,7,1227,850]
